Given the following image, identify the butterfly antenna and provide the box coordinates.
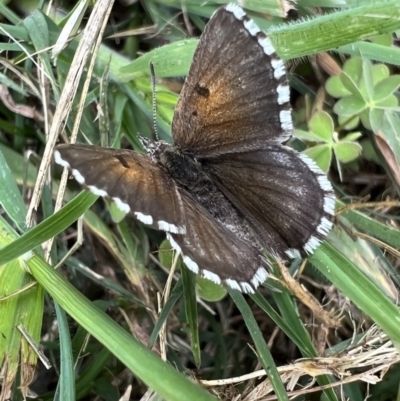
[150,62,159,141]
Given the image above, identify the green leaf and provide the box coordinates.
[308,111,334,142]
[158,239,177,270]
[326,75,351,98]
[54,303,76,401]
[275,1,400,60]
[196,277,227,302]
[379,111,400,171]
[361,58,374,101]
[0,22,29,42]
[369,108,384,132]
[0,72,29,96]
[340,72,364,98]
[338,114,360,130]
[371,63,390,85]
[342,132,362,142]
[294,129,321,142]
[334,141,362,163]
[0,217,44,398]
[334,96,366,116]
[304,145,332,173]
[374,75,400,102]
[343,56,362,83]
[339,200,400,251]
[119,39,198,81]
[376,94,398,108]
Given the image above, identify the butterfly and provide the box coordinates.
[54,3,335,293]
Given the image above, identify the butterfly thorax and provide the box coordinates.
[156,143,260,246]
[157,145,205,190]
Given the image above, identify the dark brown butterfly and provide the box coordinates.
[54,4,335,293]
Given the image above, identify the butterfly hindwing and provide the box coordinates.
[202,146,335,258]
[168,190,269,293]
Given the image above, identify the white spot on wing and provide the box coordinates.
[113,197,130,213]
[299,153,324,175]
[166,233,182,254]
[225,279,242,291]
[54,150,69,168]
[71,169,85,185]
[285,248,301,259]
[324,196,335,216]
[54,150,85,184]
[258,36,276,56]
[318,175,334,192]
[304,236,321,254]
[316,217,333,236]
[202,269,221,285]
[244,19,260,36]
[87,185,108,197]
[251,267,269,288]
[183,255,199,274]
[279,110,293,131]
[158,220,186,234]
[135,212,153,225]
[226,3,246,19]
[271,58,285,79]
[277,84,290,105]
[240,282,254,294]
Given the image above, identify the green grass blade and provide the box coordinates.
[181,267,201,366]
[310,241,400,344]
[229,290,289,400]
[338,202,400,250]
[0,191,97,266]
[273,1,400,59]
[53,302,76,401]
[0,148,27,232]
[26,255,218,401]
[149,280,183,349]
[252,291,339,401]
[339,41,400,66]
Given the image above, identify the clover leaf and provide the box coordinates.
[326,56,400,131]
[295,111,362,179]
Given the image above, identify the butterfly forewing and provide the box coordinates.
[172,4,292,156]
[55,144,186,234]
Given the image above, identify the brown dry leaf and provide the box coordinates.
[275,260,340,328]
[0,84,43,121]
[375,130,400,186]
[316,52,342,76]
